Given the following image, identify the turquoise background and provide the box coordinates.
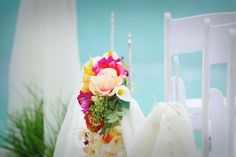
[76,0,234,116]
[0,0,235,146]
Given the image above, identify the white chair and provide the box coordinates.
[228,29,236,156]
[164,12,236,157]
[164,12,236,102]
[110,12,133,94]
[204,21,236,157]
[228,29,236,157]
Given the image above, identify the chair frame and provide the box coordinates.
[164,12,236,157]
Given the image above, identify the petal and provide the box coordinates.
[115,85,131,102]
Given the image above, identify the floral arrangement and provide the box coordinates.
[77,51,130,156]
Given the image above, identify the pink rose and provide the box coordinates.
[89,68,123,96]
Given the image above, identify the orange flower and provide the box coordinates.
[81,75,91,93]
[102,129,117,144]
[81,59,95,93]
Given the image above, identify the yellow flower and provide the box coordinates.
[81,75,91,93]
[108,50,113,57]
[81,59,95,93]
[84,59,95,76]
[103,50,118,59]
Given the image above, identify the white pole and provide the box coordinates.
[110,12,115,51]
[202,18,211,157]
[128,33,133,95]
[164,12,171,102]
[227,29,236,157]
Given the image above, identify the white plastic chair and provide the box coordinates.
[164,12,236,157]
[228,29,236,157]
[204,21,236,157]
[164,11,236,102]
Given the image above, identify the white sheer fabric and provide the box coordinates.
[9,0,80,112]
[8,0,80,142]
[9,0,45,114]
[128,102,199,157]
[53,73,85,157]
[54,55,198,156]
[39,0,80,139]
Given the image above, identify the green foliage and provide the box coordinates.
[90,96,109,122]
[0,86,67,157]
[90,95,130,138]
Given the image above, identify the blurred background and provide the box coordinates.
[0,0,236,152]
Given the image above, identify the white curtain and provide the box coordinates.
[9,0,44,114]
[8,0,80,140]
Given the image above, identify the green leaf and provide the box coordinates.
[104,128,110,138]
[107,114,119,123]
[117,105,123,111]
[100,127,106,134]
[104,110,113,117]
[108,101,115,110]
[113,126,122,132]
[116,112,124,116]
[107,113,115,120]
[121,101,130,109]
[104,123,112,128]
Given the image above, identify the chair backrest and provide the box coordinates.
[128,33,133,94]
[109,12,133,95]
[171,76,186,107]
[209,22,236,65]
[204,21,236,157]
[227,29,236,157]
[110,12,115,51]
[164,12,236,157]
[164,12,236,102]
[208,88,226,157]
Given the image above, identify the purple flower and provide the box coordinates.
[77,91,93,114]
[84,140,89,145]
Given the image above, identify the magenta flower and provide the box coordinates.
[77,91,93,114]
[92,56,128,76]
[115,63,128,76]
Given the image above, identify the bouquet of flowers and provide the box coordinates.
[77,51,131,156]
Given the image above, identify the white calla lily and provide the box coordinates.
[115,85,131,102]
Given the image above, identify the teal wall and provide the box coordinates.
[0,0,20,130]
[0,0,235,130]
